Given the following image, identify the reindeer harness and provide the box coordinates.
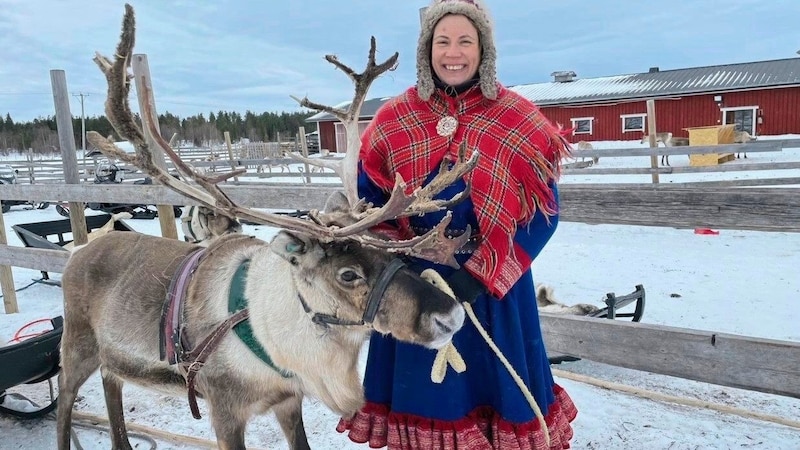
[159,248,408,419]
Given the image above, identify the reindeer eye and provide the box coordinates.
[339,269,362,283]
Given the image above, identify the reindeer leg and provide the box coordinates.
[101,367,133,450]
[56,327,100,450]
[206,393,247,450]
[274,395,311,450]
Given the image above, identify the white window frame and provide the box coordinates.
[621,113,646,133]
[334,120,371,152]
[721,105,758,137]
[570,117,594,135]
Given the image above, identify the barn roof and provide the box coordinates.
[306,96,395,122]
[509,57,800,106]
[307,58,800,122]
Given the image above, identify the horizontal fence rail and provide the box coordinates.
[2,183,799,232]
[540,313,800,399]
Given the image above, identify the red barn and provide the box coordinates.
[307,58,800,151]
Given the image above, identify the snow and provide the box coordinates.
[1,137,799,449]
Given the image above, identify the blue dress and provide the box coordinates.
[338,162,577,449]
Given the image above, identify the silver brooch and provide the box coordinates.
[436,116,458,137]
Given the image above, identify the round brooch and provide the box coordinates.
[436,116,458,137]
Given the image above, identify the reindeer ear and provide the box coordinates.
[271,231,313,264]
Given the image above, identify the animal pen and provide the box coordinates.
[1,63,800,444]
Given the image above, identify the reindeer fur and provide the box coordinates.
[57,231,464,450]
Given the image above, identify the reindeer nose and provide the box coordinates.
[431,307,465,336]
[434,317,453,334]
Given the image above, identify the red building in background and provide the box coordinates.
[307,58,800,152]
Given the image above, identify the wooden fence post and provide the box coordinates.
[224,131,239,183]
[298,126,311,184]
[646,99,660,184]
[0,209,16,313]
[131,54,179,239]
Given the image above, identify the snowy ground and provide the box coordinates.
[1,137,799,449]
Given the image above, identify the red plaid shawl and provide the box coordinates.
[361,84,570,297]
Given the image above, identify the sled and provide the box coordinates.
[548,284,645,365]
[0,316,63,419]
[12,213,136,283]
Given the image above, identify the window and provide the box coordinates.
[621,114,646,133]
[722,106,758,136]
[334,121,371,152]
[570,117,593,135]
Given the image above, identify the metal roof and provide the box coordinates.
[307,58,800,121]
[509,57,800,106]
[306,96,395,122]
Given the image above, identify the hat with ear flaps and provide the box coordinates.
[417,0,497,101]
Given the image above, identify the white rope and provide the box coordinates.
[421,269,550,447]
[551,368,800,430]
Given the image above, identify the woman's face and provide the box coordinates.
[430,14,481,86]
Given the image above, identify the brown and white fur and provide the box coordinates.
[733,130,757,158]
[574,141,599,165]
[57,229,464,450]
[640,132,685,166]
[181,205,242,245]
[536,284,600,315]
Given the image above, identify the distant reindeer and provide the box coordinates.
[733,130,757,159]
[180,205,242,245]
[535,284,600,316]
[573,141,599,164]
[641,132,676,166]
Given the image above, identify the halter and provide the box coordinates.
[297,258,406,327]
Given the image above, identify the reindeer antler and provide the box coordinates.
[88,4,479,268]
[290,36,399,206]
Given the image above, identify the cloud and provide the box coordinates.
[1,0,798,121]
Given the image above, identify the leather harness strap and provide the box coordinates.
[182,308,250,420]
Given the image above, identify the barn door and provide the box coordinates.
[723,108,756,135]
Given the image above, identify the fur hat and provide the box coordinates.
[417,0,497,101]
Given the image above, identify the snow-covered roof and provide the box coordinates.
[509,57,800,106]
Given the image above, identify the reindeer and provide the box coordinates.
[640,132,675,166]
[57,6,476,450]
[733,130,757,159]
[535,284,600,316]
[573,141,598,165]
[180,205,242,245]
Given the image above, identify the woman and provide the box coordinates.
[338,1,577,448]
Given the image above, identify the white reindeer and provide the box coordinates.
[573,141,598,165]
[641,132,676,166]
[733,130,757,159]
[535,284,600,315]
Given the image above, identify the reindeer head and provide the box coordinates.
[88,4,480,349]
[271,230,464,348]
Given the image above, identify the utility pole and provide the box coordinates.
[72,92,89,151]
[72,92,89,181]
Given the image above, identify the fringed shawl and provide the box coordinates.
[361,84,570,297]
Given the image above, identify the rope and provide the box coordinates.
[71,411,270,450]
[421,269,550,447]
[551,368,800,430]
[464,302,550,446]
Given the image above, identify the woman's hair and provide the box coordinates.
[417,0,497,100]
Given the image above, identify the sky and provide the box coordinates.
[0,137,799,448]
[1,0,799,122]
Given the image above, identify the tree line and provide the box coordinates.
[0,110,317,156]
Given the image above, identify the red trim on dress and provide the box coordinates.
[338,385,577,449]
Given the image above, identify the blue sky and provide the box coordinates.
[1,0,798,122]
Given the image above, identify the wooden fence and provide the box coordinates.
[1,70,799,405]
